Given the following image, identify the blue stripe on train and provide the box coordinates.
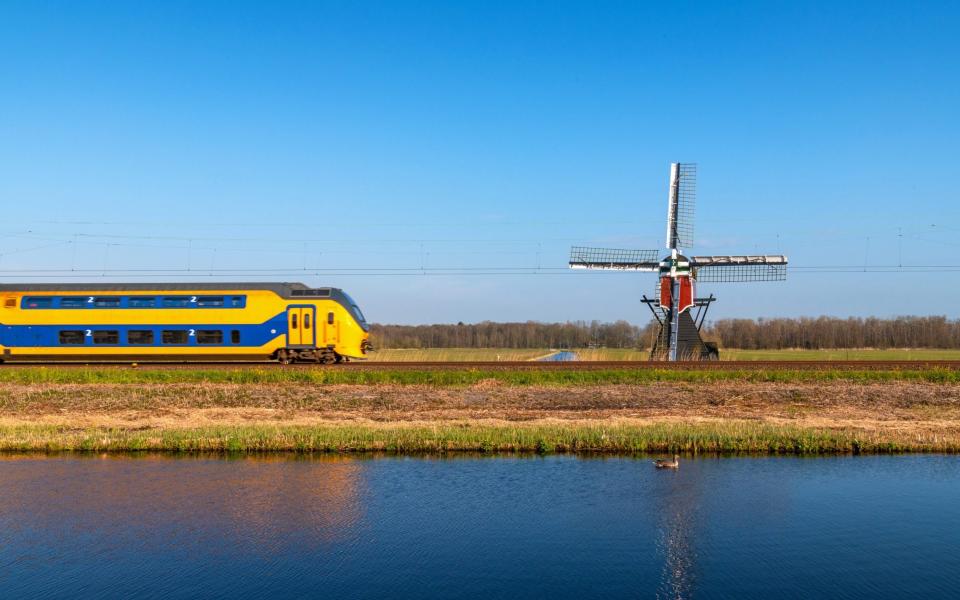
[0,312,289,348]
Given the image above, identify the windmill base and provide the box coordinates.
[650,311,720,361]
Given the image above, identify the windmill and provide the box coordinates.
[569,163,787,361]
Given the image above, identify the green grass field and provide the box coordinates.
[367,347,960,361]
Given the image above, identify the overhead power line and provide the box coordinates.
[0,265,957,278]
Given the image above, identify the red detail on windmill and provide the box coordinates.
[660,276,695,313]
[659,277,671,307]
[678,276,694,313]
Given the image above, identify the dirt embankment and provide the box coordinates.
[1,381,958,438]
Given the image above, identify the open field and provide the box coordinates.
[367,348,552,362]
[567,348,650,361]
[367,347,960,361]
[367,348,648,361]
[722,348,960,361]
[0,366,959,453]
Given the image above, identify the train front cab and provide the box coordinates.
[279,295,368,364]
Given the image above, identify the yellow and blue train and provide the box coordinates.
[0,283,371,363]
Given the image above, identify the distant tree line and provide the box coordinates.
[370,316,960,349]
[704,316,960,349]
[369,321,647,350]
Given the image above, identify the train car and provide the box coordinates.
[0,282,371,363]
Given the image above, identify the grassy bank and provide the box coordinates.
[2,368,958,455]
[2,366,960,385]
[0,420,951,454]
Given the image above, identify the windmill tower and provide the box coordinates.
[569,163,787,361]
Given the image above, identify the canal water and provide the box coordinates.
[540,350,578,361]
[1,454,959,599]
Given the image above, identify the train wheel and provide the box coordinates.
[277,349,291,365]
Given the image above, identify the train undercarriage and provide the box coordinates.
[274,347,348,364]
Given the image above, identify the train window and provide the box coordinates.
[230,296,245,307]
[60,297,87,308]
[304,313,311,329]
[291,314,298,329]
[231,330,241,344]
[291,289,331,297]
[59,330,85,345]
[93,297,120,308]
[163,296,191,308]
[351,304,366,323]
[128,330,154,345]
[162,330,189,344]
[196,296,224,307]
[23,297,53,309]
[327,312,334,325]
[93,330,119,344]
[196,330,223,344]
[129,296,157,308]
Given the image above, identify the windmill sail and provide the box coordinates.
[568,247,660,271]
[665,162,696,250]
[690,255,787,282]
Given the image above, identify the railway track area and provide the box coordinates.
[2,360,960,370]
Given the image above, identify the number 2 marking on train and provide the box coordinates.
[188,329,195,336]
[84,329,92,337]
[87,297,94,304]
[190,296,197,303]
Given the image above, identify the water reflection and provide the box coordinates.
[1,454,959,599]
[654,469,696,599]
[0,453,364,555]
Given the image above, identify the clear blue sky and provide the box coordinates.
[1,1,958,324]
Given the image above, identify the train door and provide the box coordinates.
[323,310,339,346]
[286,306,316,347]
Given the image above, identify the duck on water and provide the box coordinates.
[654,455,679,469]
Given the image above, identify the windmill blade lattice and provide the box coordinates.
[691,255,787,282]
[666,163,696,249]
[568,247,660,271]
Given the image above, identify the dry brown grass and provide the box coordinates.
[1,381,959,446]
